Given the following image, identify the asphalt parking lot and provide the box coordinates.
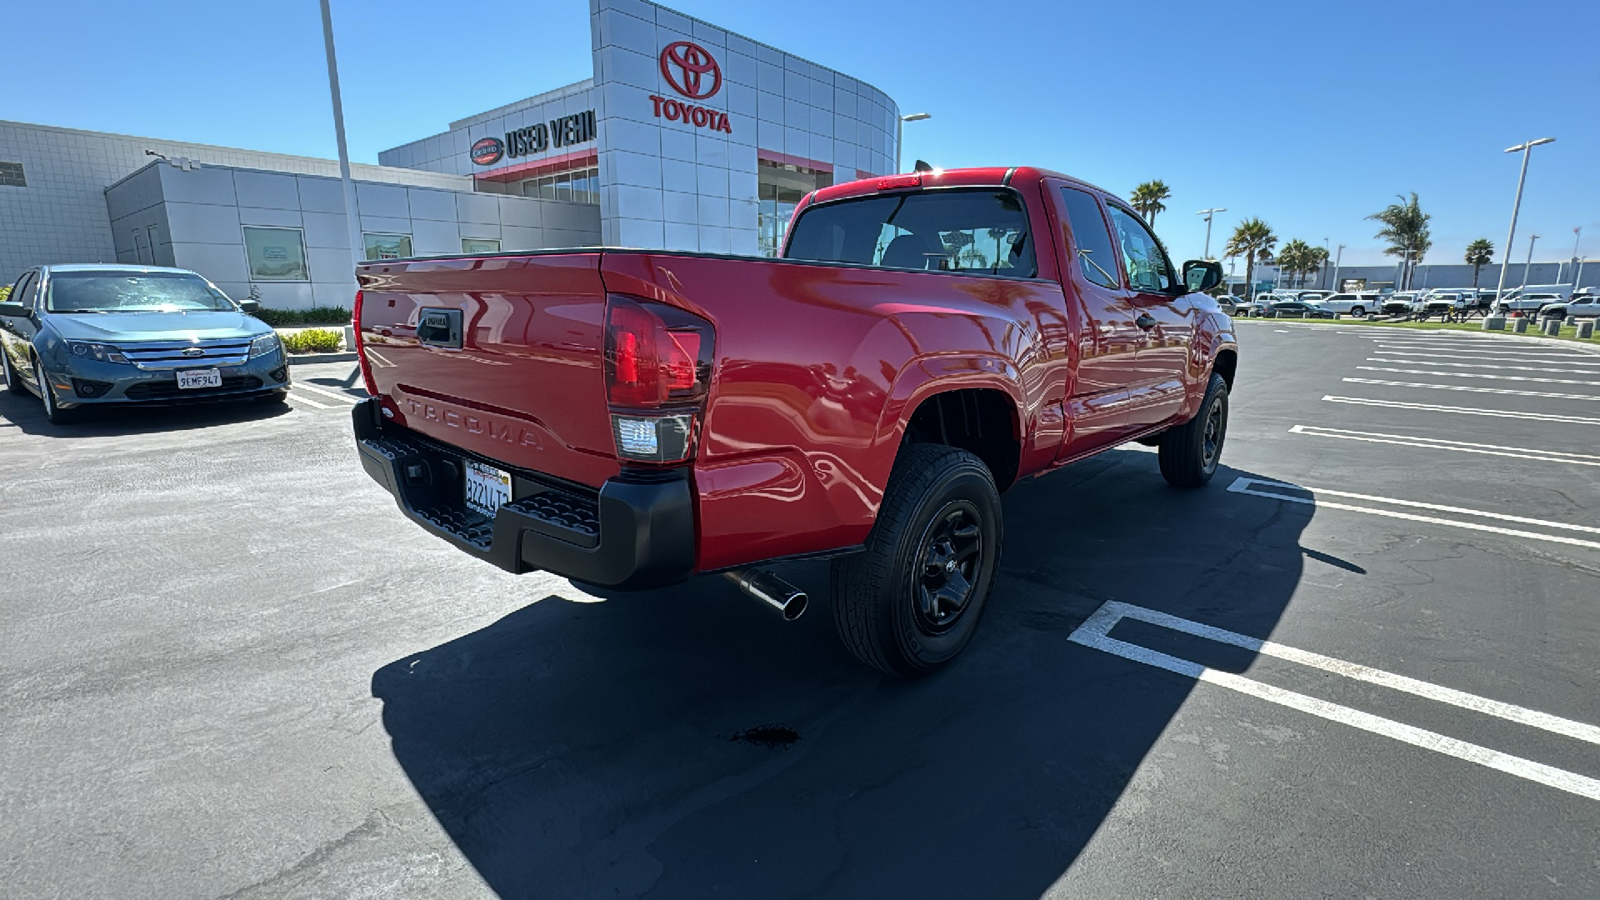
[2,329,1598,899]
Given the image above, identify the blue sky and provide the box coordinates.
[7,0,1596,267]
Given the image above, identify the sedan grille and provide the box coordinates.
[118,338,254,370]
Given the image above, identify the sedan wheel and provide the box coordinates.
[34,359,77,425]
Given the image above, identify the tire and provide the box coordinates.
[830,443,1002,676]
[34,358,78,425]
[1,350,21,395]
[1350,306,1364,317]
[1158,373,1229,488]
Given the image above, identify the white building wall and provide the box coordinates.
[102,162,600,310]
[0,119,472,284]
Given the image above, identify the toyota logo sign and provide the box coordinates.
[470,137,505,166]
[660,41,722,100]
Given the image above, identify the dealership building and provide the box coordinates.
[0,0,901,308]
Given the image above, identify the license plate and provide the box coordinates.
[464,459,512,517]
[176,368,222,390]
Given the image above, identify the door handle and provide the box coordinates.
[1135,313,1157,330]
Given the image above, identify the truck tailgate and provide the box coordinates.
[356,253,619,488]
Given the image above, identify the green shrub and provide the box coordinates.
[251,306,351,328]
[279,329,344,354]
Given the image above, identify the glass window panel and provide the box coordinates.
[1058,187,1121,288]
[786,189,1036,277]
[1105,206,1174,292]
[462,237,501,254]
[243,226,308,281]
[362,232,413,262]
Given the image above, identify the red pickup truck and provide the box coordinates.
[351,166,1237,675]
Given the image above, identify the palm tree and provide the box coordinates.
[1129,180,1172,226]
[1367,193,1432,288]
[1278,239,1313,288]
[1307,246,1330,289]
[1224,218,1277,300]
[1465,238,1494,287]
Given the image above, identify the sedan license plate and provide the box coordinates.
[176,368,222,390]
[464,460,512,517]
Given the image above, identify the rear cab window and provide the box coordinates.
[785,188,1036,277]
[1056,186,1121,289]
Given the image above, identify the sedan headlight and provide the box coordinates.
[249,333,283,359]
[67,342,129,364]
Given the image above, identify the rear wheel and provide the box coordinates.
[1350,306,1365,317]
[1158,373,1229,488]
[830,444,1002,676]
[34,358,78,425]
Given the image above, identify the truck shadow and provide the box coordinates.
[371,450,1316,898]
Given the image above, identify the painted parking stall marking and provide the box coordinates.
[1342,376,1600,402]
[1069,601,1600,802]
[1227,475,1600,550]
[1368,349,1600,365]
[1323,395,1600,425]
[1288,425,1600,467]
[1355,365,1600,387]
[1367,358,1600,375]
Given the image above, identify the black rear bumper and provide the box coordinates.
[352,398,694,590]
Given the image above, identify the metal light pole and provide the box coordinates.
[320,0,365,274]
[896,112,931,173]
[1522,234,1540,289]
[1493,137,1555,307]
[1566,226,1581,283]
[1197,208,1226,259]
[1331,244,1345,291]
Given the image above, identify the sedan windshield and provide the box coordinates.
[46,271,236,313]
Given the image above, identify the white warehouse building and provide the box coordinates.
[0,0,901,308]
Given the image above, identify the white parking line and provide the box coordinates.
[291,382,360,405]
[1368,358,1600,374]
[1325,395,1600,425]
[284,392,333,410]
[1288,425,1600,467]
[1229,476,1600,535]
[1069,601,1600,802]
[1343,377,1600,402]
[1357,366,1600,387]
[1370,349,1600,364]
[1228,475,1600,549]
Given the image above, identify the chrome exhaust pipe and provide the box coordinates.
[724,569,807,621]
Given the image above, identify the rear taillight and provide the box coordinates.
[604,295,714,464]
[353,290,378,396]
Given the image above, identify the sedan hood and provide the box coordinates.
[47,311,270,342]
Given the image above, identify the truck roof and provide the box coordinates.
[807,166,1114,207]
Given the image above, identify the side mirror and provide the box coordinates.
[0,302,31,318]
[1183,260,1223,294]
[239,299,262,314]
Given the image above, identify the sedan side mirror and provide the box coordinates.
[239,299,262,314]
[0,302,31,318]
[1183,260,1224,294]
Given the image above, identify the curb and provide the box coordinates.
[287,352,358,365]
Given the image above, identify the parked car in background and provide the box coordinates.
[1263,300,1336,319]
[1288,289,1334,303]
[1494,291,1566,316]
[1419,290,1470,319]
[1538,294,1600,321]
[1382,292,1419,315]
[0,265,289,423]
[1317,292,1382,316]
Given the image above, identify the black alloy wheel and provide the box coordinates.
[913,502,984,634]
[1158,373,1229,488]
[831,443,1002,676]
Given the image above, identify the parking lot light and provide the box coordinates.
[1197,208,1226,259]
[895,113,931,173]
[1493,137,1556,309]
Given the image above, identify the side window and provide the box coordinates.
[10,272,37,309]
[1058,187,1120,289]
[1105,205,1175,293]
